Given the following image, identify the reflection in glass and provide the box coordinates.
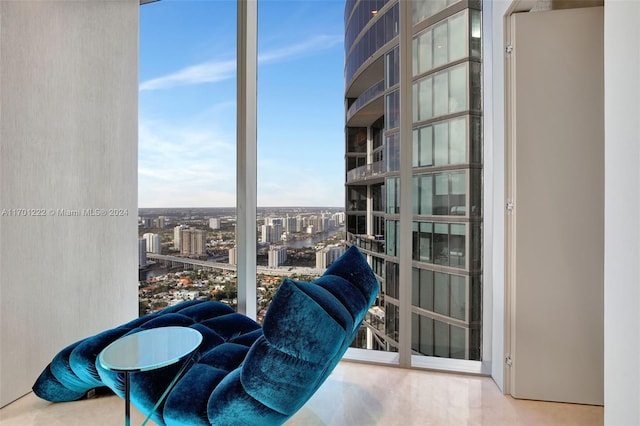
[434,271,449,316]
[449,65,466,113]
[413,0,461,25]
[413,172,469,217]
[347,127,367,153]
[386,46,399,89]
[419,268,434,310]
[413,10,468,77]
[434,122,448,166]
[348,186,367,211]
[347,214,366,234]
[450,223,466,268]
[386,177,399,214]
[414,64,468,123]
[434,223,449,265]
[450,274,466,320]
[434,72,448,117]
[449,12,466,62]
[450,325,466,359]
[385,90,399,129]
[414,117,468,168]
[372,183,384,212]
[412,221,433,261]
[470,9,482,58]
[386,261,399,299]
[386,133,400,172]
[433,22,448,68]
[434,320,449,357]
[414,126,433,167]
[450,117,467,164]
[420,316,434,355]
[434,174,449,215]
[386,220,399,256]
[385,302,400,345]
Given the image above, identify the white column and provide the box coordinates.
[398,0,413,367]
[236,0,257,320]
[604,0,640,423]
[486,0,510,393]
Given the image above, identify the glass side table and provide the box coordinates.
[98,326,203,426]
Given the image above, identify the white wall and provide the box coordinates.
[0,0,139,407]
[603,0,640,423]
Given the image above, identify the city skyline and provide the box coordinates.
[139,0,346,208]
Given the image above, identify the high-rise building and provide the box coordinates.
[273,223,283,241]
[173,225,186,251]
[152,216,165,229]
[209,218,221,230]
[139,217,152,228]
[285,216,297,233]
[138,239,147,268]
[180,227,207,258]
[268,245,287,268]
[318,214,330,232]
[344,1,482,360]
[260,223,283,243]
[142,233,161,254]
[260,224,270,243]
[316,245,346,269]
[265,217,284,227]
[228,247,237,265]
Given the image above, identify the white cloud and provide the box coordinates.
[138,119,344,207]
[138,119,237,207]
[139,35,342,91]
[138,32,345,207]
[257,34,342,64]
[139,59,236,91]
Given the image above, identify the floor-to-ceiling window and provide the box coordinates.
[139,0,484,373]
[138,1,239,315]
[345,0,483,372]
[139,0,348,324]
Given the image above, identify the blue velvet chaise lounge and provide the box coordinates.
[33,246,378,425]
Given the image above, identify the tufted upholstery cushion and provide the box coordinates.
[33,300,262,425]
[33,246,379,426]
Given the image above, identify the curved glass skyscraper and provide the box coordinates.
[344,0,482,362]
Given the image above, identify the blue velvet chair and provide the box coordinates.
[33,246,378,425]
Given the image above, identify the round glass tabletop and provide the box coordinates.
[99,326,203,372]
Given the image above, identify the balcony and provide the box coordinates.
[348,232,385,254]
[346,80,385,127]
[346,161,386,183]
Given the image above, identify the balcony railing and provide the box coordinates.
[348,232,385,254]
[346,79,385,122]
[365,306,386,332]
[346,161,386,183]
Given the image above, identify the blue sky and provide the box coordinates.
[139,0,346,208]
